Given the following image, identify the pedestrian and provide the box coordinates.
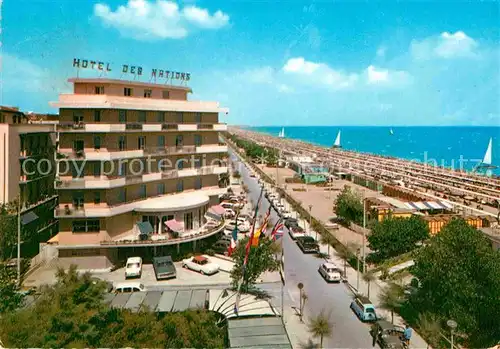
[403,324,413,347]
[372,327,378,348]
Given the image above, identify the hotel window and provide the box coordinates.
[94,135,101,150]
[158,135,165,147]
[93,162,101,177]
[94,192,101,205]
[176,180,184,192]
[162,90,170,99]
[138,136,146,150]
[140,185,147,199]
[119,110,127,122]
[118,189,126,203]
[72,191,84,208]
[176,112,183,123]
[157,183,165,195]
[184,212,193,230]
[194,134,202,147]
[73,140,84,152]
[94,86,104,95]
[195,177,202,190]
[118,136,126,151]
[118,162,127,176]
[94,110,101,122]
[124,87,133,96]
[194,157,202,168]
[175,135,183,147]
[138,111,146,123]
[144,89,152,98]
[177,159,184,170]
[72,220,100,233]
[73,111,84,124]
[195,112,202,123]
[157,111,165,123]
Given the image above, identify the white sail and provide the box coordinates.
[281,127,285,138]
[390,128,394,135]
[482,137,493,165]
[334,130,341,147]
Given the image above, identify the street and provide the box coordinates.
[231,151,374,348]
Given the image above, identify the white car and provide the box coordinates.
[182,256,220,275]
[281,211,292,219]
[125,257,142,279]
[114,281,146,293]
[318,262,342,283]
[289,226,307,240]
[275,203,285,210]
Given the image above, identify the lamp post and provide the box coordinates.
[447,319,457,349]
[356,248,360,291]
[308,204,314,238]
[298,282,304,322]
[362,198,366,273]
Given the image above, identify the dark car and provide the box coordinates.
[152,256,177,280]
[296,236,320,253]
[213,240,230,254]
[370,320,405,349]
[284,218,298,228]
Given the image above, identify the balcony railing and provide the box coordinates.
[125,123,142,130]
[100,220,225,246]
[57,122,85,130]
[162,123,178,130]
[198,124,214,130]
[55,205,86,217]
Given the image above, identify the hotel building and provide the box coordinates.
[51,78,229,265]
[0,106,58,257]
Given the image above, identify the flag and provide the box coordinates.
[227,237,237,256]
[251,208,271,247]
[272,221,284,241]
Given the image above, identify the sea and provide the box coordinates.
[247,126,500,175]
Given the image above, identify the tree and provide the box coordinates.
[0,264,25,314]
[334,186,363,224]
[378,282,405,324]
[307,310,333,348]
[320,232,336,256]
[410,218,500,347]
[0,265,227,348]
[416,312,442,349]
[362,270,377,299]
[367,216,429,262]
[335,242,359,278]
[218,172,229,188]
[230,237,281,291]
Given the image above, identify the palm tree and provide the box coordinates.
[299,338,320,349]
[335,242,358,279]
[320,232,336,256]
[307,310,333,348]
[362,270,377,299]
[378,282,405,324]
[416,312,442,349]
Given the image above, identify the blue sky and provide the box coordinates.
[1,0,499,126]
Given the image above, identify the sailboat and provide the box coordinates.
[390,128,394,135]
[278,127,285,138]
[473,137,496,175]
[332,130,341,148]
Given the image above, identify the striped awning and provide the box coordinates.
[137,221,154,235]
[404,201,453,211]
[205,211,222,222]
[21,211,39,225]
[210,205,226,215]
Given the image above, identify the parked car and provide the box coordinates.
[289,226,306,240]
[284,218,298,229]
[318,262,342,283]
[182,255,220,275]
[370,320,405,349]
[213,240,230,254]
[350,295,378,322]
[125,257,142,279]
[296,236,320,253]
[220,202,235,209]
[152,256,177,280]
[280,210,292,219]
[113,282,146,293]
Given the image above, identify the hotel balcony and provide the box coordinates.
[54,186,228,218]
[57,144,228,161]
[55,165,228,190]
[56,122,227,133]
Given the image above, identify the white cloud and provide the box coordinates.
[376,46,387,58]
[277,84,294,93]
[283,57,409,89]
[411,31,479,60]
[94,0,229,40]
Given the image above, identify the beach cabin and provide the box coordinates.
[423,215,483,236]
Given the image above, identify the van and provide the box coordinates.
[113,282,146,293]
[350,295,377,322]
